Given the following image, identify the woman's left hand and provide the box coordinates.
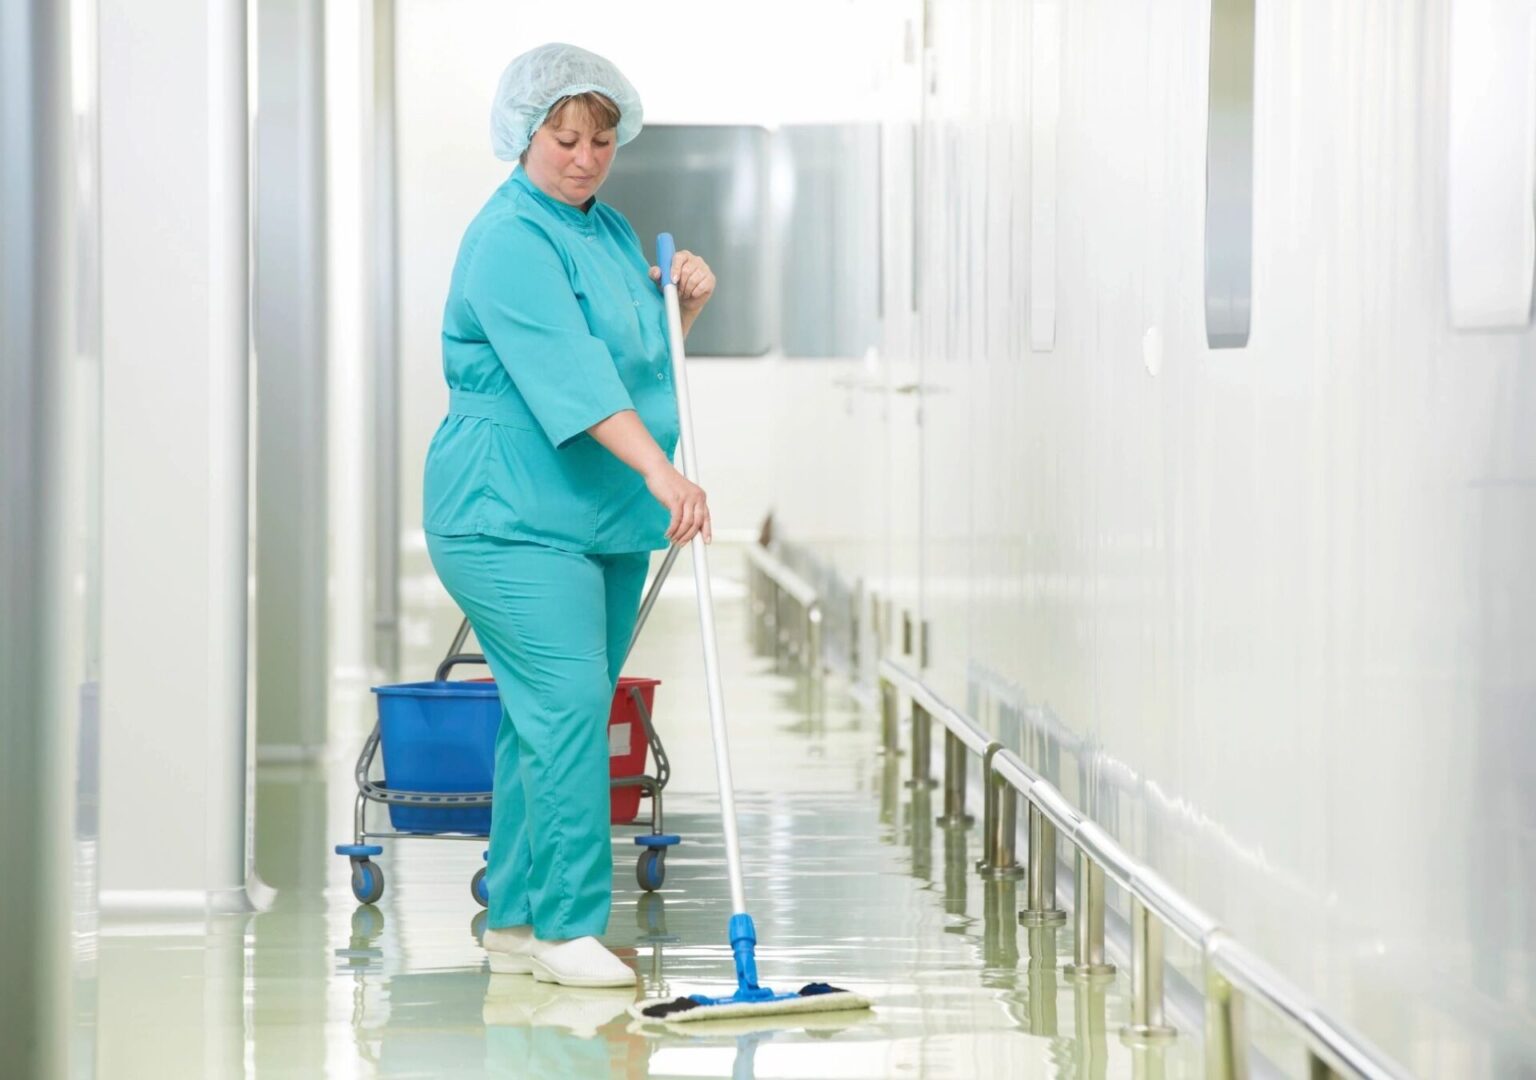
[651,250,716,315]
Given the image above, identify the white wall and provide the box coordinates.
[769,0,1536,1074]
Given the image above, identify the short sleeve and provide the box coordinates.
[463,216,634,448]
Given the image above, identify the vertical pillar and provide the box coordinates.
[0,0,98,1073]
[325,0,379,691]
[99,0,260,912]
[371,0,400,676]
[254,0,329,761]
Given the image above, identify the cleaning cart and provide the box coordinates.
[334,545,686,907]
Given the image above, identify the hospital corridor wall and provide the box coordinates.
[749,3,1535,1076]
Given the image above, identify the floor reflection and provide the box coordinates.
[94,554,1208,1077]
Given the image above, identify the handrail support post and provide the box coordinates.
[1020,802,1067,925]
[975,745,1001,873]
[1122,897,1178,1043]
[936,728,974,828]
[1064,849,1115,978]
[1205,963,1250,1080]
[1307,1054,1343,1080]
[977,747,1024,880]
[906,702,938,790]
[878,678,902,756]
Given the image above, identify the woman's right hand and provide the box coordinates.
[645,463,712,545]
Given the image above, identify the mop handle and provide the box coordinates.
[656,233,749,917]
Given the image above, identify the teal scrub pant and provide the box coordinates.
[426,533,651,939]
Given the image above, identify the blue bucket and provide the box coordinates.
[372,680,500,833]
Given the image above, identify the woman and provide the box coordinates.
[423,43,715,988]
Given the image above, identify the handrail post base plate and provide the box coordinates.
[977,863,1026,881]
[1063,961,1116,981]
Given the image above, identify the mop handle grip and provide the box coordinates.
[655,232,676,287]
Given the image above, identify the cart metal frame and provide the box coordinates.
[337,544,685,904]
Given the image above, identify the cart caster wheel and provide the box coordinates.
[637,849,666,892]
[471,866,489,908]
[351,859,385,905]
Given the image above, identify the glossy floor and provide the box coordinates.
[96,549,1206,1078]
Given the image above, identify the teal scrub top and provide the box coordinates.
[423,166,680,553]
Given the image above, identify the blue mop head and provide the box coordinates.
[628,914,873,1024]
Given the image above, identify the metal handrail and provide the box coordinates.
[1207,934,1403,1080]
[742,543,824,683]
[743,543,819,609]
[878,656,1411,1080]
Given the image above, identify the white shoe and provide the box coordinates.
[483,924,536,975]
[528,936,636,989]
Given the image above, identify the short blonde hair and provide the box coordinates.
[518,92,622,165]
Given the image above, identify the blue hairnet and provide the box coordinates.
[490,43,643,162]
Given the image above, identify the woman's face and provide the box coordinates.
[523,102,617,206]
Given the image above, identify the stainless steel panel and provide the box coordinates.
[600,124,773,356]
[1204,0,1255,348]
[775,123,882,359]
[1446,0,1536,329]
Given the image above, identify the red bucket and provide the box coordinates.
[609,677,658,824]
[466,675,658,824]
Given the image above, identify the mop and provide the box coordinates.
[628,234,873,1024]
